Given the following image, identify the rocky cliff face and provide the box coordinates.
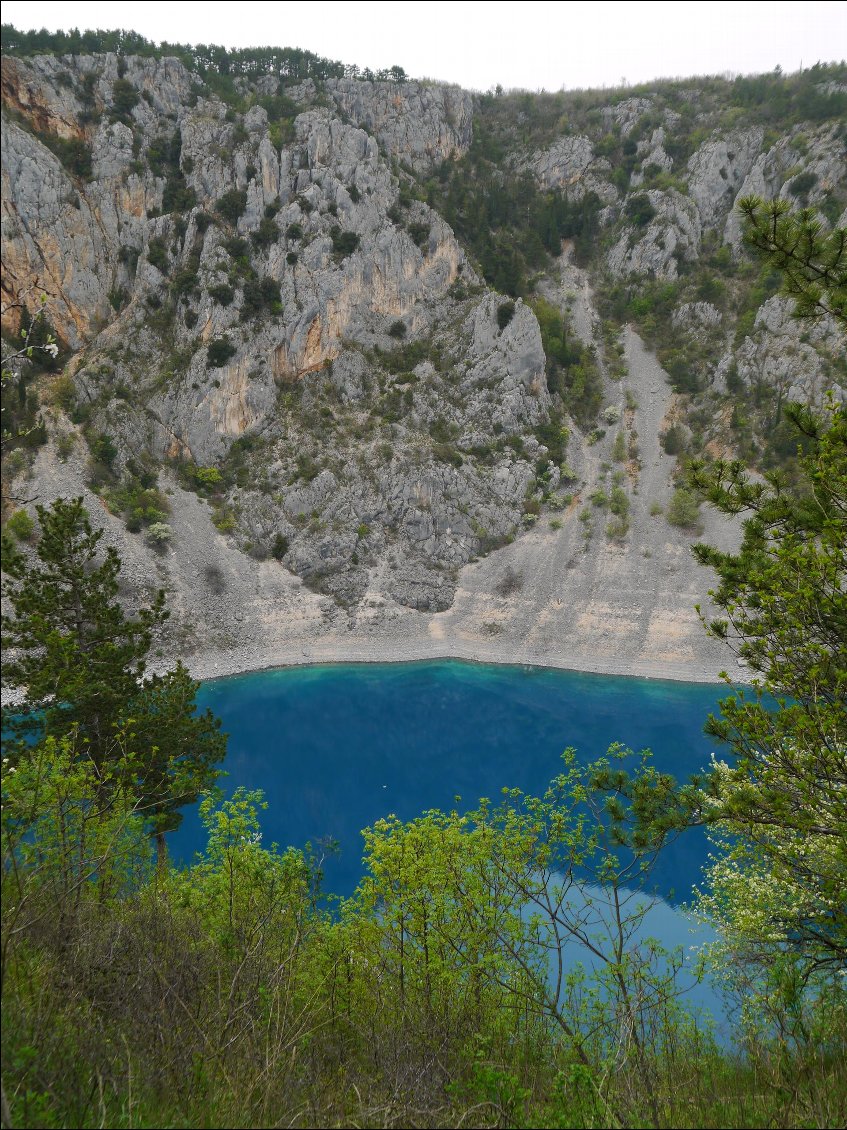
[2,51,555,610]
[2,49,844,641]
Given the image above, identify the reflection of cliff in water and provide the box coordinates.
[527,877,726,1038]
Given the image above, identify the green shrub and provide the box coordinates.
[208,337,237,368]
[788,170,818,199]
[162,176,196,214]
[194,466,222,490]
[330,227,360,258]
[430,418,458,444]
[606,515,630,540]
[118,244,140,273]
[497,300,516,330]
[170,261,200,300]
[252,216,279,248]
[211,506,237,533]
[147,238,169,271]
[609,485,629,518]
[146,521,173,547]
[407,221,430,248]
[56,433,76,461]
[215,189,248,224]
[295,453,321,483]
[271,533,289,560]
[388,320,407,338]
[42,133,93,179]
[90,433,118,468]
[661,425,688,455]
[433,443,463,467]
[109,77,137,120]
[624,193,657,228]
[5,509,35,542]
[666,487,701,529]
[208,283,235,306]
[240,276,282,320]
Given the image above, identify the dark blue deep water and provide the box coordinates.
[171,659,727,903]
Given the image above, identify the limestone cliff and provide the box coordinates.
[2,45,844,650]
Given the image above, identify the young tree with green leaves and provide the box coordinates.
[346,746,708,1129]
[682,194,846,985]
[688,400,847,978]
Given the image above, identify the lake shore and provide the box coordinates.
[177,632,741,688]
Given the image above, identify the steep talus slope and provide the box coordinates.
[2,45,844,676]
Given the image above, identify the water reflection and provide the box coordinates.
[530,879,724,1026]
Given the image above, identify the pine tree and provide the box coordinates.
[2,498,165,765]
[1,498,225,861]
[738,195,846,326]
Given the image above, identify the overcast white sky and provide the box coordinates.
[2,1,845,91]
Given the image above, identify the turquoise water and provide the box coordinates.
[172,659,728,903]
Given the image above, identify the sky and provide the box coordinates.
[2,1,845,91]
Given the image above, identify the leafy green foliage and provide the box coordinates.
[625,192,657,228]
[271,532,289,559]
[1,500,225,859]
[215,189,248,224]
[665,486,701,529]
[208,282,235,306]
[240,276,282,320]
[39,132,93,179]
[110,77,139,121]
[423,127,602,294]
[4,508,35,542]
[251,215,279,248]
[207,336,237,367]
[496,299,515,330]
[531,297,603,426]
[690,400,847,977]
[0,499,160,762]
[146,237,169,271]
[329,227,360,259]
[170,257,200,301]
[102,473,170,532]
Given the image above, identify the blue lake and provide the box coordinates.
[170,659,733,1025]
[172,659,727,902]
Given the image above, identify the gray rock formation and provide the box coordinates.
[326,78,473,169]
[2,47,843,631]
[731,296,845,407]
[685,128,763,229]
[607,189,701,279]
[528,135,618,203]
